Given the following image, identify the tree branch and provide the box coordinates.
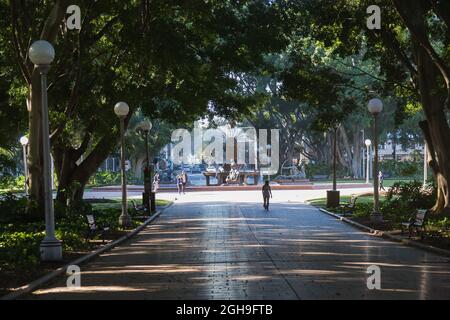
[393,0,450,109]
[10,2,31,84]
[40,0,68,41]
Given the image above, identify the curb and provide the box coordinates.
[1,202,174,300]
[318,207,450,258]
[318,208,384,236]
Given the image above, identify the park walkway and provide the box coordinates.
[32,192,450,299]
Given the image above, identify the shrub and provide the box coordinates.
[0,175,25,192]
[0,193,39,224]
[380,160,421,178]
[0,193,146,273]
[386,180,436,209]
[398,162,419,177]
[305,163,349,179]
[352,203,373,218]
[0,231,43,271]
[382,180,436,223]
[88,170,141,187]
[427,217,450,232]
[88,171,121,186]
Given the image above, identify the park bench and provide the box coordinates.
[339,195,358,216]
[401,209,428,239]
[131,200,150,219]
[86,214,110,243]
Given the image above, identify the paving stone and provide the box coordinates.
[32,199,450,300]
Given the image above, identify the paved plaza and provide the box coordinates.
[31,190,450,299]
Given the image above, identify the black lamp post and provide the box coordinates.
[327,125,340,208]
[138,120,155,213]
[332,126,338,191]
[368,98,383,223]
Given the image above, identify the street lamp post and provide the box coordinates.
[368,98,383,223]
[29,40,62,261]
[20,136,29,195]
[332,126,338,191]
[327,126,340,208]
[138,119,154,213]
[254,132,259,185]
[361,129,365,179]
[114,102,131,227]
[365,139,372,184]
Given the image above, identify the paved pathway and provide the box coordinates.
[32,191,450,299]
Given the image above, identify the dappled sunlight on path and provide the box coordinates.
[32,198,450,299]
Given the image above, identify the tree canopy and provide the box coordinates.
[1,0,449,213]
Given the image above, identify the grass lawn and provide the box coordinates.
[311,178,416,188]
[88,198,171,211]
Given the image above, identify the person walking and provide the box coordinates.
[262,180,272,211]
[153,172,160,192]
[176,173,183,195]
[180,170,188,194]
[379,171,386,191]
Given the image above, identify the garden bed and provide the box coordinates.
[349,217,396,231]
[0,196,170,297]
[309,180,450,253]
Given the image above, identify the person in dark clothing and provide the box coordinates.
[262,180,273,211]
[180,171,188,194]
[176,173,183,195]
[378,171,386,191]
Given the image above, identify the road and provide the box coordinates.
[32,190,450,299]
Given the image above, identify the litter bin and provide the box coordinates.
[326,190,340,208]
[150,192,156,213]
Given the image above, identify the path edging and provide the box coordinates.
[1,202,173,300]
[318,207,450,258]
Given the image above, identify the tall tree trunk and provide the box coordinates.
[134,157,145,180]
[352,129,362,179]
[25,1,67,213]
[394,0,450,214]
[27,70,45,216]
[338,126,354,176]
[54,129,124,207]
[414,42,450,214]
